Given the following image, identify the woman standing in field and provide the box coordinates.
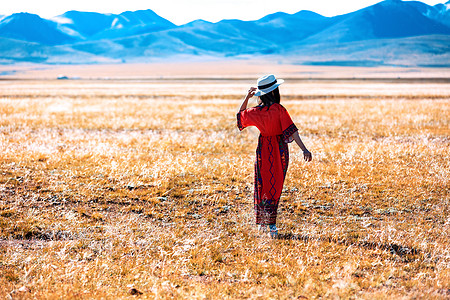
[237,74,312,238]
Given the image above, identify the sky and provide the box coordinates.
[0,0,446,25]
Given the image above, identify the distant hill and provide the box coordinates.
[279,0,450,66]
[280,34,450,67]
[0,13,76,45]
[52,10,176,40]
[0,36,113,64]
[0,0,449,66]
[408,0,450,27]
[296,0,450,45]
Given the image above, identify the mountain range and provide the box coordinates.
[0,0,449,66]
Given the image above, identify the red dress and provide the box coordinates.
[237,103,298,225]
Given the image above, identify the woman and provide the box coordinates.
[237,74,312,238]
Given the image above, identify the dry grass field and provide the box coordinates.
[0,65,449,299]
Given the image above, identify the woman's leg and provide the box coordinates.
[257,224,268,232]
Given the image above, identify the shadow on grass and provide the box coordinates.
[276,233,421,258]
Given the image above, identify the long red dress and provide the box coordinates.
[237,103,298,225]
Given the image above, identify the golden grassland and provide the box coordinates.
[0,74,449,298]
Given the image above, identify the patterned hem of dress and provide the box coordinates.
[282,123,298,143]
[236,112,245,131]
[255,203,278,225]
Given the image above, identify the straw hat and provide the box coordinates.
[254,74,284,96]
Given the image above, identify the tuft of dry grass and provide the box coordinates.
[0,77,449,299]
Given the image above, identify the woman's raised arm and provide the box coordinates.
[238,87,257,112]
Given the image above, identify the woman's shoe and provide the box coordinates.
[269,224,278,239]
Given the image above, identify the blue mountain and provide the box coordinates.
[364,0,450,38]
[0,36,112,63]
[407,0,450,27]
[52,11,117,38]
[231,10,337,45]
[93,10,338,58]
[52,9,176,40]
[294,0,450,46]
[0,0,449,65]
[104,1,450,58]
[0,13,76,45]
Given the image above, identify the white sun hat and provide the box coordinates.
[254,74,284,97]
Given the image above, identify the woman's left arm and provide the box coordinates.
[292,131,312,162]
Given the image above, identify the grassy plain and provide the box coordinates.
[0,65,449,298]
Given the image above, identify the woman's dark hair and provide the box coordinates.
[259,88,280,109]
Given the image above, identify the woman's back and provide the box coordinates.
[238,103,293,137]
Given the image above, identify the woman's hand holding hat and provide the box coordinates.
[246,87,257,99]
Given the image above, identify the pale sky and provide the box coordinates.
[0,0,445,25]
